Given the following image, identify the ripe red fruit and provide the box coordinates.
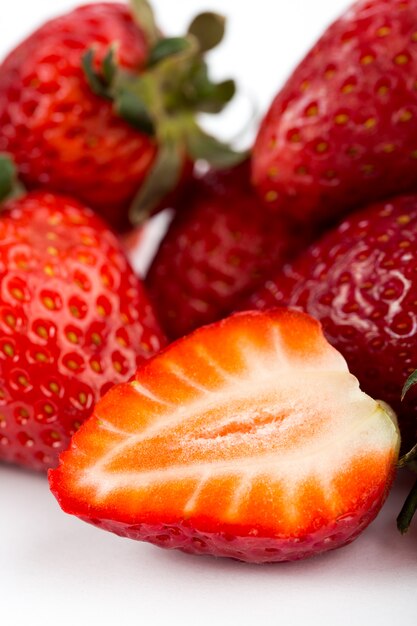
[0,3,151,232]
[0,3,236,232]
[49,309,399,563]
[146,162,314,339]
[244,195,417,449]
[253,0,417,227]
[0,192,165,471]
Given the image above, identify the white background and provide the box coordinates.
[1,2,417,625]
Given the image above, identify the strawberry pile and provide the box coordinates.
[2,0,417,563]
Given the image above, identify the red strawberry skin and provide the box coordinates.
[49,309,399,563]
[66,502,388,563]
[146,162,315,339]
[253,0,417,226]
[0,192,165,471]
[244,195,417,449]
[0,3,157,232]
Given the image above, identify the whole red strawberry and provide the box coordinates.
[0,2,238,232]
[253,0,417,227]
[244,195,417,449]
[146,161,315,339]
[0,190,165,471]
[49,309,399,563]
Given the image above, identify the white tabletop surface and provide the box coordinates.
[1,1,417,625]
[2,466,417,626]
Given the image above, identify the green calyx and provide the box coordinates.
[82,1,245,223]
[0,154,23,205]
[396,370,417,533]
[397,476,417,535]
[401,369,417,401]
[130,0,159,48]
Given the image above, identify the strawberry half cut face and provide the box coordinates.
[49,309,400,563]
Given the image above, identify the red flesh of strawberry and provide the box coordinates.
[49,309,399,563]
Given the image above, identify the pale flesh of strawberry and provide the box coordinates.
[50,309,400,563]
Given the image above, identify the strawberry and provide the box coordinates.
[146,161,314,339]
[244,195,417,449]
[49,309,399,563]
[0,189,165,471]
[253,0,417,227]
[0,2,239,232]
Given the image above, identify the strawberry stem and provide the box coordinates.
[397,477,417,534]
[398,442,417,468]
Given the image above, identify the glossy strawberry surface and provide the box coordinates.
[50,309,399,563]
[0,192,165,471]
[253,0,417,227]
[245,195,417,448]
[146,162,314,339]
[0,3,156,232]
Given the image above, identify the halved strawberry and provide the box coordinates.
[49,309,400,563]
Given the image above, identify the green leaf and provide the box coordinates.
[182,62,235,113]
[115,89,155,136]
[150,34,199,90]
[0,154,17,203]
[402,369,417,400]
[148,37,191,67]
[196,79,236,113]
[129,141,182,224]
[130,0,159,47]
[397,477,417,534]
[398,442,417,468]
[188,12,226,53]
[82,49,110,99]
[102,45,118,85]
[185,126,247,168]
